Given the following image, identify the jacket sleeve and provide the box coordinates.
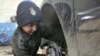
[39,24,57,41]
[17,41,32,56]
[12,32,32,56]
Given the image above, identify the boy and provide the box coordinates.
[12,1,57,56]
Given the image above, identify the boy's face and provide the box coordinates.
[22,23,37,35]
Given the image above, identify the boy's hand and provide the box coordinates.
[37,47,47,55]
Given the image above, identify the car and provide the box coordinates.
[41,0,100,56]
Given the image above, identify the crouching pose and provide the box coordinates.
[11,1,61,56]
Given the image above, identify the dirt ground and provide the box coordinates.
[0,46,46,56]
[0,46,13,56]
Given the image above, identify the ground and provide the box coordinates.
[0,46,46,56]
[0,46,13,56]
